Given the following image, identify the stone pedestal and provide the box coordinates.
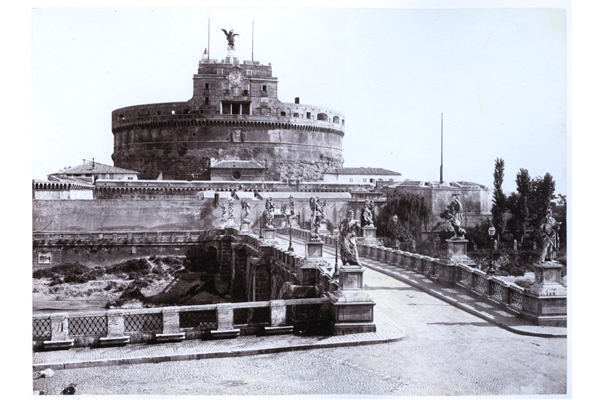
[339,266,365,291]
[362,226,377,240]
[263,299,294,335]
[359,226,381,246]
[521,261,567,327]
[156,308,185,342]
[330,266,376,335]
[262,228,276,240]
[43,314,74,350]
[240,220,251,232]
[305,240,324,259]
[444,239,476,266]
[99,310,130,346]
[210,304,240,339]
[528,261,567,296]
[225,217,236,228]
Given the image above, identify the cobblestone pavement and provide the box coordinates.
[33,237,568,396]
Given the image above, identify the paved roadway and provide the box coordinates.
[33,237,568,396]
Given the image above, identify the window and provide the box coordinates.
[233,87,240,96]
[128,177,134,180]
[204,97,210,105]
[242,84,250,96]
[245,70,253,76]
[232,171,242,180]
[221,101,251,115]
[217,68,224,75]
[262,85,267,92]
[280,111,286,116]
[293,112,299,117]
[204,83,210,90]
[306,112,311,119]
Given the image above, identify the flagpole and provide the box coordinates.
[440,113,443,184]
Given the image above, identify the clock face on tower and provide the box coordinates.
[228,70,243,86]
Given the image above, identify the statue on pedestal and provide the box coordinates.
[538,209,562,263]
[227,198,235,219]
[362,200,375,227]
[220,203,227,221]
[221,28,239,48]
[340,210,362,266]
[240,198,251,223]
[309,197,325,240]
[264,197,275,228]
[441,194,466,239]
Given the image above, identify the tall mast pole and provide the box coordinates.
[440,113,444,184]
[252,20,255,61]
[207,19,210,59]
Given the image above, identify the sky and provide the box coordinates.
[31,2,569,195]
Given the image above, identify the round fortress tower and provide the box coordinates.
[112,44,345,181]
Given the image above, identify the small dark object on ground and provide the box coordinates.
[60,383,77,395]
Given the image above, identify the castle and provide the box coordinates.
[112,45,345,182]
[34,32,490,235]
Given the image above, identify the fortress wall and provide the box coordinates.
[33,196,353,233]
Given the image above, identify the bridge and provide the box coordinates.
[33,226,565,354]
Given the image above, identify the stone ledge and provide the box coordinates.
[43,339,74,350]
[99,336,130,346]
[155,333,186,342]
[261,326,295,335]
[209,329,240,339]
[332,322,377,335]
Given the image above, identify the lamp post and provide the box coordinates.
[392,214,399,249]
[287,197,294,252]
[333,227,339,278]
[488,225,496,275]
[287,210,294,252]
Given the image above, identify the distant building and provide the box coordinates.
[380,180,492,230]
[48,160,139,183]
[322,167,402,185]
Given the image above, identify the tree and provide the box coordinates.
[376,191,431,241]
[512,168,532,241]
[530,173,556,228]
[491,158,508,238]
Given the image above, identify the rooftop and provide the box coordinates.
[51,161,139,176]
[387,180,487,189]
[326,167,402,176]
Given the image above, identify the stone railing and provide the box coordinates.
[33,298,328,350]
[282,227,527,316]
[33,229,234,247]
[249,230,339,297]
